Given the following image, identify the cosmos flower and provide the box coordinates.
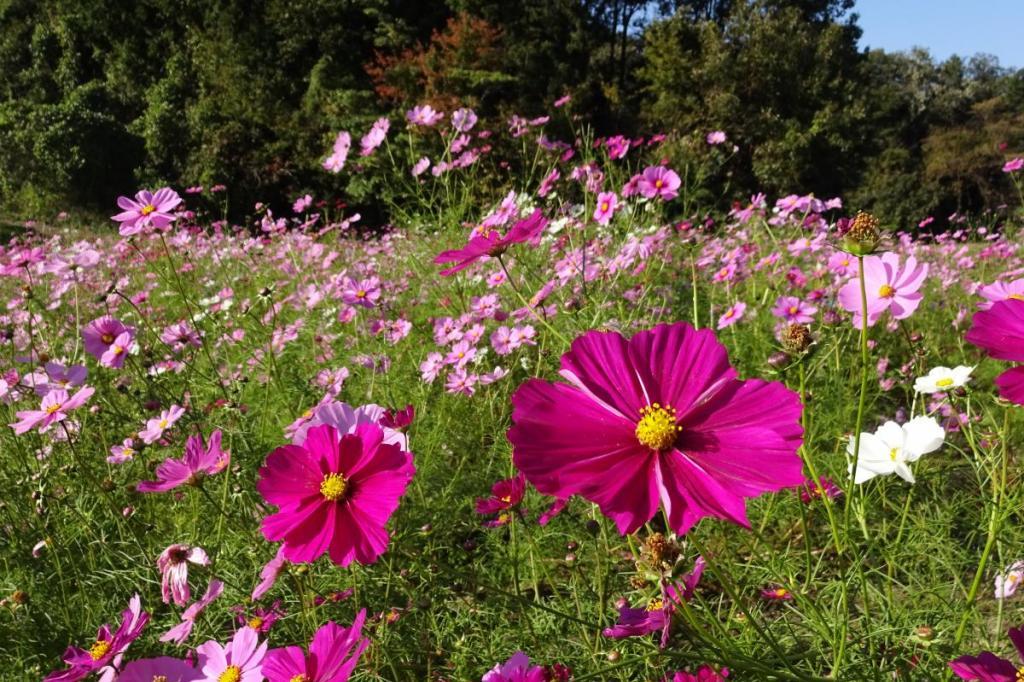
[117,657,201,682]
[157,544,210,606]
[290,400,409,452]
[849,417,945,484]
[509,322,805,536]
[664,666,730,682]
[1002,158,1024,173]
[196,626,267,682]
[407,104,444,126]
[772,296,817,324]
[637,165,681,201]
[798,475,842,504]
[261,611,369,682]
[323,131,351,173]
[717,302,746,330]
[593,191,619,225]
[706,130,727,145]
[360,117,389,156]
[966,299,1024,405]
[837,252,928,327]
[257,423,415,566]
[603,558,704,647]
[10,386,95,435]
[434,209,548,276]
[913,366,973,394]
[482,652,548,682]
[451,108,478,132]
[136,429,228,492]
[82,316,134,362]
[138,404,186,444]
[475,473,526,527]
[995,561,1024,600]
[44,594,149,682]
[99,330,134,369]
[949,625,1024,680]
[977,278,1024,310]
[161,580,225,645]
[112,188,182,236]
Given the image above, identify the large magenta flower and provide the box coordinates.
[112,187,182,236]
[837,252,928,327]
[509,322,804,535]
[45,594,149,682]
[949,625,1024,680]
[965,299,1024,404]
[257,423,415,566]
[261,610,369,682]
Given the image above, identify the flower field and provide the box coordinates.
[3,103,1024,681]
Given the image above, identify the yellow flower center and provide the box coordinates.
[1017,667,1024,682]
[141,204,156,216]
[356,290,366,298]
[154,676,169,682]
[320,472,348,501]
[112,344,124,355]
[89,639,111,661]
[45,403,62,415]
[290,676,309,682]
[247,616,264,629]
[788,306,798,315]
[101,333,114,344]
[889,447,899,461]
[773,588,789,598]
[841,259,849,267]
[654,179,663,189]
[1010,294,1024,301]
[600,202,609,212]
[935,377,954,388]
[218,665,242,682]
[878,284,895,298]
[635,404,680,451]
[646,597,664,611]
[158,419,168,429]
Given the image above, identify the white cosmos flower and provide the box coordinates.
[913,365,973,394]
[848,416,945,484]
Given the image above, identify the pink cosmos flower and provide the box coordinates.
[434,209,548,276]
[1003,158,1024,173]
[664,666,730,682]
[508,322,805,535]
[252,546,288,600]
[949,625,1024,680]
[10,386,95,435]
[475,473,526,527]
[966,299,1024,405]
[257,423,415,566]
[197,626,267,682]
[706,130,727,145]
[261,611,369,682]
[482,652,547,682]
[323,132,351,173]
[827,251,856,276]
[136,429,228,492]
[837,253,928,327]
[44,594,149,682]
[593,191,619,225]
[451,107,478,132]
[38,361,88,395]
[637,166,681,201]
[161,579,225,645]
[799,475,842,504]
[290,400,409,452]
[293,194,313,213]
[162,321,202,351]
[772,296,817,324]
[139,404,186,444]
[118,657,201,682]
[977,278,1024,310]
[107,437,137,464]
[360,117,389,156]
[82,316,134,362]
[761,586,794,601]
[100,330,134,368]
[717,302,746,330]
[340,276,381,308]
[411,157,431,177]
[407,104,444,126]
[603,558,704,647]
[995,562,1024,600]
[112,188,182,236]
[157,544,210,606]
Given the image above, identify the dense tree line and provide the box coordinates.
[0,0,1021,226]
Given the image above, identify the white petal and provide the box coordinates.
[902,416,945,460]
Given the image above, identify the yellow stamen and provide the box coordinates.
[773,588,789,598]
[600,202,609,212]
[89,639,111,660]
[290,676,309,682]
[1010,294,1024,301]
[935,377,954,388]
[218,666,242,682]
[140,204,156,216]
[654,179,663,189]
[635,404,680,451]
[788,306,798,315]
[878,284,895,298]
[889,447,899,461]
[646,597,664,611]
[158,419,168,429]
[356,290,366,298]
[101,333,114,344]
[45,403,62,415]
[320,472,348,501]
[247,616,264,629]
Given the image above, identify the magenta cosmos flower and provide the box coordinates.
[966,299,1024,404]
[771,295,817,324]
[509,322,804,535]
[258,423,415,566]
[475,473,526,527]
[197,627,266,682]
[82,316,134,363]
[118,657,201,682]
[593,191,619,225]
[482,652,547,682]
[137,429,227,492]
[434,209,548,276]
[112,187,182,236]
[837,252,928,327]
[45,594,149,682]
[603,557,704,648]
[10,386,95,435]
[665,666,729,682]
[949,625,1024,680]
[637,165,681,201]
[261,610,369,682]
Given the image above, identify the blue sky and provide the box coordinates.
[853,0,1024,69]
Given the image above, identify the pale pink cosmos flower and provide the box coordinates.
[411,157,431,177]
[772,296,817,324]
[637,165,681,201]
[420,353,444,383]
[112,188,182,236]
[290,400,408,452]
[160,579,224,645]
[292,194,313,213]
[252,546,288,601]
[139,404,186,444]
[451,107,478,132]
[717,302,747,329]
[1003,157,1023,173]
[995,561,1024,599]
[407,104,444,126]
[100,331,134,369]
[10,386,95,435]
[706,130,727,145]
[360,117,389,156]
[837,253,928,327]
[157,544,210,606]
[196,626,266,682]
[323,132,351,173]
[593,191,619,225]
[978,277,1024,310]
[82,316,134,362]
[108,437,137,464]
[36,361,88,396]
